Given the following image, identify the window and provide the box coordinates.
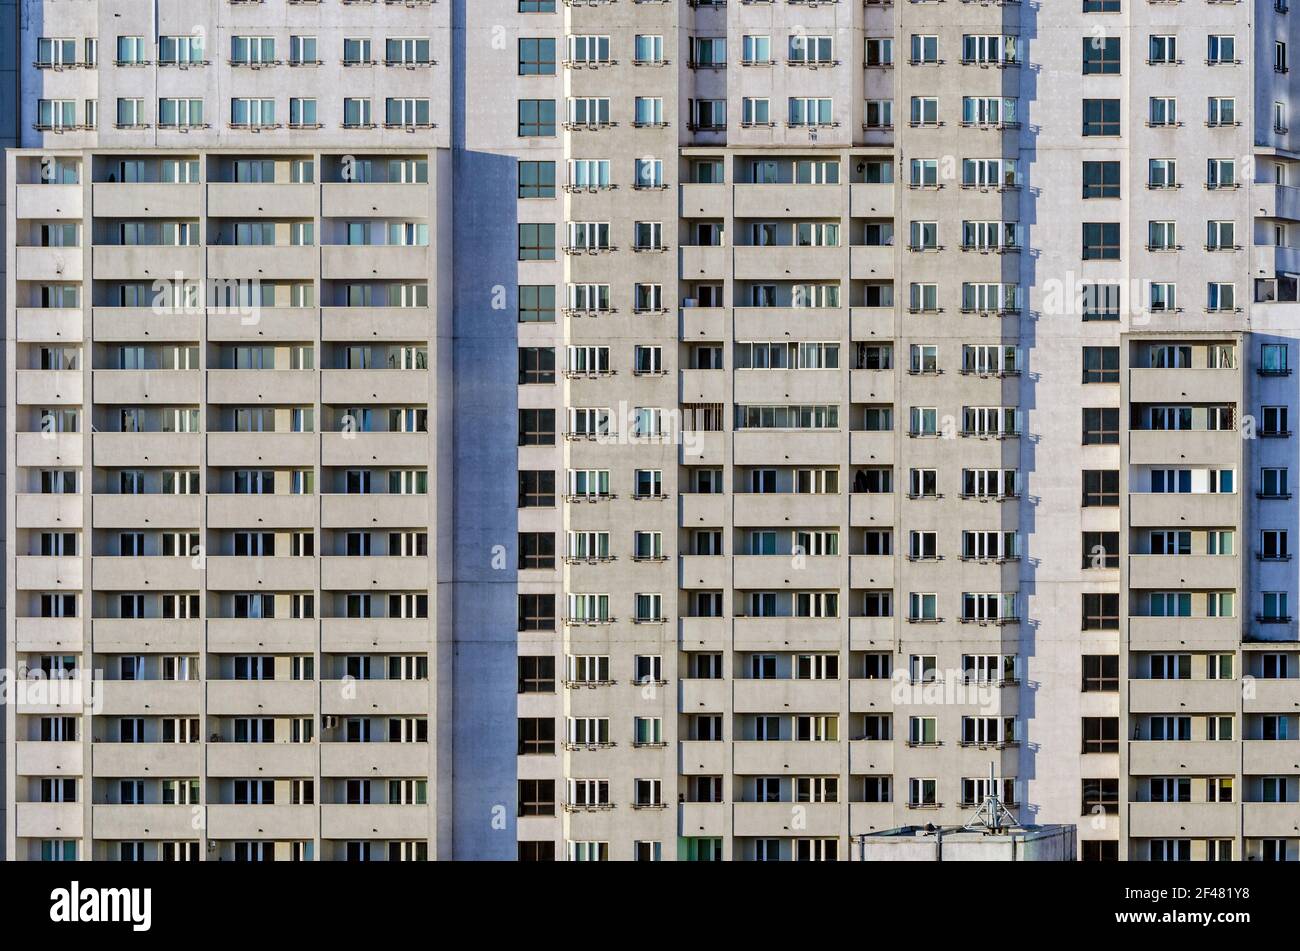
[1082,161,1120,199]
[1208,97,1237,126]
[518,532,555,570]
[1082,655,1119,692]
[1082,593,1120,630]
[1082,778,1119,815]
[518,595,555,633]
[1082,408,1119,445]
[1082,717,1119,754]
[518,285,555,323]
[518,409,555,446]
[518,470,555,508]
[1083,37,1121,74]
[1082,469,1120,507]
[518,99,556,136]
[1082,347,1119,383]
[518,656,555,694]
[517,160,555,199]
[518,224,555,261]
[1083,531,1120,569]
[1082,222,1120,260]
[518,779,555,817]
[1083,99,1121,136]
[518,38,556,75]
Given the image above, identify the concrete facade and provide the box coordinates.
[5,0,1300,861]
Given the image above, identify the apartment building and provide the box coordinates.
[5,0,1300,862]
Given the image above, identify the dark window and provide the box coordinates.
[1083,222,1121,260]
[1082,840,1119,861]
[1082,98,1121,136]
[519,408,555,446]
[1082,777,1120,814]
[1082,161,1121,198]
[1082,469,1120,507]
[1082,717,1120,753]
[518,284,555,323]
[1082,593,1120,630]
[518,840,556,861]
[518,531,556,569]
[518,594,555,632]
[518,223,556,260]
[1082,408,1120,445]
[517,716,555,754]
[518,160,556,198]
[518,0,556,10]
[518,347,556,384]
[518,98,556,136]
[1083,0,1120,10]
[1083,531,1120,568]
[518,38,556,75]
[1083,346,1120,383]
[518,469,555,508]
[1081,283,1121,321]
[1082,37,1121,74]
[1082,654,1120,692]
[518,655,556,693]
[518,779,556,816]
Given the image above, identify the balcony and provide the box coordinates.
[320,742,432,776]
[322,183,430,219]
[91,805,196,839]
[321,804,430,839]
[679,183,727,218]
[15,741,82,775]
[320,432,429,467]
[1242,802,1300,837]
[91,307,202,342]
[209,308,321,342]
[732,741,842,774]
[206,182,315,217]
[90,555,202,590]
[1244,739,1300,774]
[1128,429,1241,467]
[208,369,317,404]
[734,184,841,218]
[16,245,81,282]
[92,245,201,281]
[16,370,81,407]
[1127,740,1238,774]
[94,182,200,217]
[850,245,893,278]
[321,617,431,652]
[680,245,728,279]
[15,556,82,590]
[16,617,82,652]
[92,618,202,653]
[15,432,83,468]
[321,493,429,527]
[1127,554,1238,589]
[207,494,315,529]
[321,369,429,405]
[735,430,840,467]
[206,743,317,777]
[734,492,843,528]
[16,307,81,341]
[732,246,842,281]
[732,554,843,589]
[1127,615,1241,649]
[205,555,319,591]
[206,432,316,468]
[321,306,434,341]
[1127,492,1237,527]
[1128,801,1238,838]
[734,368,840,404]
[849,182,893,217]
[321,245,431,280]
[92,432,200,468]
[1127,678,1239,713]
[678,802,726,838]
[91,742,201,778]
[322,679,432,716]
[320,555,430,590]
[679,368,729,404]
[1128,368,1240,405]
[734,801,839,837]
[732,678,842,714]
[848,739,893,773]
[850,554,895,589]
[207,680,316,717]
[207,245,318,281]
[733,616,843,652]
[97,680,202,716]
[207,804,316,839]
[16,182,82,219]
[92,369,200,404]
[16,803,82,839]
[207,618,317,654]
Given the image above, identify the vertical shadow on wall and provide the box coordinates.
[450,0,520,860]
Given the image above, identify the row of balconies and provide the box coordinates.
[679,244,897,280]
[14,307,436,344]
[16,369,431,406]
[1127,801,1300,840]
[679,489,1012,526]
[15,431,430,468]
[676,615,1016,651]
[15,245,430,282]
[677,368,1013,405]
[13,554,429,591]
[681,306,906,341]
[15,617,431,654]
[12,801,430,841]
[680,182,892,219]
[15,494,431,531]
[675,554,1018,590]
[14,182,431,221]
